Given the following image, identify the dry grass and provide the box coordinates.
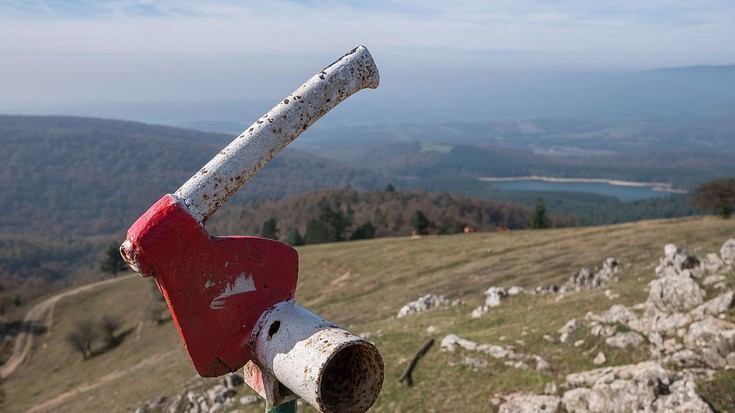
[2,216,734,412]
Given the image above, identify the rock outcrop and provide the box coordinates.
[499,238,735,413]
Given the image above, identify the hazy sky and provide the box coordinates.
[1,0,734,112]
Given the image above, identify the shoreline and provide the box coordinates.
[477,176,688,194]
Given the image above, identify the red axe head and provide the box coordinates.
[122,195,298,376]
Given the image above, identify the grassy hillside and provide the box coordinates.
[2,216,734,412]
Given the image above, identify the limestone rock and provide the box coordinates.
[564,258,621,291]
[590,324,616,338]
[684,316,735,369]
[702,252,726,274]
[534,285,560,294]
[562,361,714,413]
[663,349,705,369]
[240,395,260,406]
[648,274,704,314]
[605,331,645,349]
[593,352,606,365]
[440,333,477,351]
[499,395,560,413]
[721,238,735,265]
[562,388,608,413]
[508,286,526,296]
[652,312,692,336]
[703,274,726,285]
[651,379,713,413]
[471,287,510,318]
[656,244,703,279]
[589,304,638,325]
[689,291,734,321]
[558,319,579,335]
[397,294,451,318]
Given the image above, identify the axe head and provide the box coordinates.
[121,195,298,377]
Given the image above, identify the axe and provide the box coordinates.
[121,46,383,413]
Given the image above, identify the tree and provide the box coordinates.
[100,242,128,277]
[260,218,279,240]
[438,219,466,235]
[385,183,396,192]
[528,197,550,229]
[411,210,430,235]
[304,219,330,244]
[285,228,305,246]
[304,207,351,244]
[350,221,376,240]
[319,206,350,242]
[66,319,98,359]
[98,315,123,347]
[691,178,735,219]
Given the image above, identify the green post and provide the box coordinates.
[266,400,296,413]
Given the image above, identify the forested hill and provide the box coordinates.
[0,115,388,237]
[207,188,573,242]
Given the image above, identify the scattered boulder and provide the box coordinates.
[587,304,637,325]
[471,287,509,318]
[534,285,560,294]
[508,286,526,296]
[721,239,735,265]
[593,351,606,365]
[564,258,621,291]
[240,395,260,406]
[558,319,579,335]
[441,333,549,371]
[397,294,460,318]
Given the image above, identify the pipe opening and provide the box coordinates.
[319,342,383,413]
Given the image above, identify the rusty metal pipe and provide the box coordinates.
[250,301,383,413]
[174,46,379,223]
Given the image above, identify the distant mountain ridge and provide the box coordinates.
[5,64,734,129]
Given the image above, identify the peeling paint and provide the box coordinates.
[210,273,257,310]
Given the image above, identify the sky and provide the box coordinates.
[1,0,734,122]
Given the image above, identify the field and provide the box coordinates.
[2,216,735,412]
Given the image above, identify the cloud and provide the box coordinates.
[0,1,733,107]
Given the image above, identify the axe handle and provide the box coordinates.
[174,45,380,223]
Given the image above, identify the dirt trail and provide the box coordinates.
[26,350,177,413]
[0,274,135,379]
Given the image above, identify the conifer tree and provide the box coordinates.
[260,218,279,240]
[528,197,550,229]
[100,243,128,277]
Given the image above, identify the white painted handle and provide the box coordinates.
[175,46,380,223]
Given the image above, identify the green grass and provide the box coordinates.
[3,216,735,412]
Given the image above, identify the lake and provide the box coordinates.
[482,178,684,201]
